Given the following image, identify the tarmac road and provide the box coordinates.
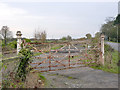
[42,67,118,88]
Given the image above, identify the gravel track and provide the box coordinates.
[42,67,118,88]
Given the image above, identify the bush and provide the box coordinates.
[7,40,17,49]
[104,44,114,52]
[2,42,5,47]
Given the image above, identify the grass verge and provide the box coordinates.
[90,50,120,74]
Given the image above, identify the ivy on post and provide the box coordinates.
[16,48,33,81]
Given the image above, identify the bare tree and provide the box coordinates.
[0,26,13,45]
[34,29,47,42]
[41,31,46,42]
[66,35,72,41]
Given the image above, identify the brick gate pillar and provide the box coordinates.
[100,33,105,65]
[16,31,22,54]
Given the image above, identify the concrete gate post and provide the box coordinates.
[16,31,22,54]
[100,33,105,65]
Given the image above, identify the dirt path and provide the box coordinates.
[42,67,118,88]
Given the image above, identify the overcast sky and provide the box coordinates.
[0,0,118,39]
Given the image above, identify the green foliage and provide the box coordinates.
[4,65,7,70]
[51,45,63,50]
[2,80,10,88]
[24,38,31,43]
[2,41,5,47]
[91,50,119,73]
[60,35,72,41]
[61,37,67,41]
[38,73,46,81]
[2,40,17,51]
[0,61,8,71]
[67,76,73,79]
[100,17,118,42]
[33,52,42,56]
[104,44,114,52]
[16,48,33,81]
[86,33,92,39]
[7,40,17,49]
[2,78,24,88]
[91,38,99,44]
[95,32,100,38]
[114,14,120,25]
[32,40,39,43]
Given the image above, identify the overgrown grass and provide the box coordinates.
[105,40,120,43]
[38,73,52,88]
[33,52,42,56]
[91,50,119,73]
[67,76,73,79]
[78,43,119,74]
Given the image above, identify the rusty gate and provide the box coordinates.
[24,40,101,73]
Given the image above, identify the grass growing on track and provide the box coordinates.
[33,52,42,56]
[67,76,73,79]
[105,40,120,43]
[51,45,64,50]
[38,73,46,81]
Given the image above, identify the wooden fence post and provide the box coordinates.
[16,31,22,55]
[100,33,105,65]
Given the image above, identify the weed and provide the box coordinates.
[67,76,73,79]
[38,73,46,81]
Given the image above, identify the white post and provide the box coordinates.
[16,31,22,54]
[100,33,105,65]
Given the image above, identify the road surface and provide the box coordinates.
[42,67,118,88]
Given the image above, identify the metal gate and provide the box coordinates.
[25,40,100,73]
